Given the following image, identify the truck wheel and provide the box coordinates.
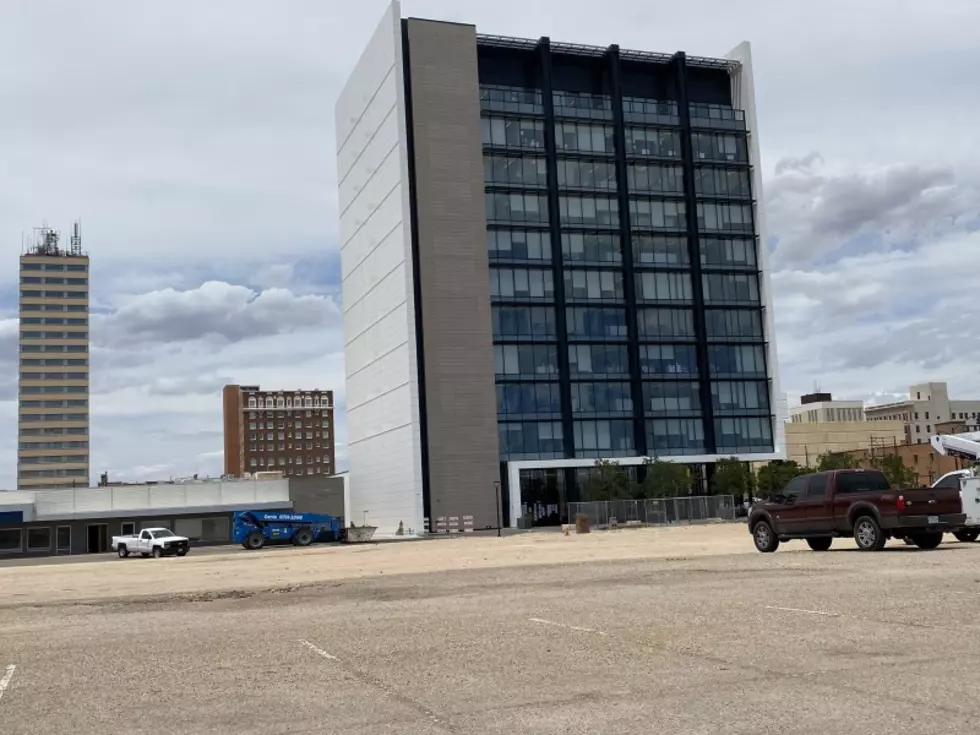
[911,532,943,550]
[752,521,779,553]
[853,515,886,551]
[117,545,129,558]
[293,528,314,547]
[245,531,266,550]
[806,537,832,551]
[953,530,980,543]
[152,547,163,558]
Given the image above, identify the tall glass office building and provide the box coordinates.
[336,1,783,538]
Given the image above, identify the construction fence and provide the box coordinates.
[567,495,737,529]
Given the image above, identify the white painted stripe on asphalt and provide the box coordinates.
[0,665,16,702]
[299,639,339,661]
[765,605,840,617]
[529,617,607,635]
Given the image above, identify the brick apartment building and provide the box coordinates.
[222,385,335,478]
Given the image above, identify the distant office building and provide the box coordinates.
[789,392,865,424]
[866,382,980,444]
[785,420,906,467]
[222,385,336,478]
[336,1,782,536]
[17,223,90,489]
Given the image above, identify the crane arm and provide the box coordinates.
[930,433,980,461]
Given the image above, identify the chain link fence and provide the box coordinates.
[567,495,736,529]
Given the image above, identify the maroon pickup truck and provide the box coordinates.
[748,468,964,552]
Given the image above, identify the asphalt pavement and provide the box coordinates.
[3,537,980,733]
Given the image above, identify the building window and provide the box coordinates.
[556,159,617,191]
[570,382,633,417]
[498,421,564,460]
[26,528,51,551]
[574,419,634,457]
[624,127,681,158]
[691,132,747,163]
[492,306,556,340]
[633,235,688,266]
[563,270,624,302]
[480,85,544,115]
[250,458,257,467]
[0,529,23,553]
[646,418,706,455]
[702,273,760,305]
[558,195,619,228]
[484,154,549,188]
[637,308,695,340]
[494,344,559,378]
[711,381,770,415]
[638,344,698,376]
[705,309,763,341]
[496,383,562,419]
[568,344,629,378]
[629,199,686,230]
[485,192,549,225]
[555,122,615,154]
[490,267,554,301]
[715,417,773,453]
[487,229,551,263]
[482,116,546,150]
[694,167,751,197]
[635,272,693,303]
[566,307,628,341]
[700,237,756,269]
[627,163,683,194]
[696,202,754,233]
[561,232,621,264]
[642,381,702,416]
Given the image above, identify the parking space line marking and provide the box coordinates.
[299,639,339,661]
[765,606,840,617]
[529,617,607,635]
[0,665,16,702]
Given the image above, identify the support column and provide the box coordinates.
[673,51,717,454]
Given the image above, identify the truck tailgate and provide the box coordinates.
[900,488,962,517]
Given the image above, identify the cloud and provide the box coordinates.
[767,158,980,267]
[95,281,341,347]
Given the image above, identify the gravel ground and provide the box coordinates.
[2,527,980,734]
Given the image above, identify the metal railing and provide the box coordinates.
[567,495,736,529]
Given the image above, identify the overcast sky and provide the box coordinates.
[1,0,978,488]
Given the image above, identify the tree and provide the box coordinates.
[816,451,860,471]
[637,457,691,498]
[755,460,805,498]
[871,454,920,488]
[713,457,754,500]
[580,459,631,501]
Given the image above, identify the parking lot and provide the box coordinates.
[3,525,980,733]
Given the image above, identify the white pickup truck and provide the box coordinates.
[111,528,190,558]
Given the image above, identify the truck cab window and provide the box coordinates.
[782,475,807,499]
[806,473,828,497]
[837,472,891,494]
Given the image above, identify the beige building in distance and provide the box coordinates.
[865,381,980,444]
[17,224,90,489]
[786,420,907,467]
[789,392,865,424]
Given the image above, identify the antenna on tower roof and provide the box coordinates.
[70,219,82,255]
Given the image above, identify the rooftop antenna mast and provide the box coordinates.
[70,219,82,255]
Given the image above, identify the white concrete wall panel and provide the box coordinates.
[336,0,424,539]
[727,42,785,460]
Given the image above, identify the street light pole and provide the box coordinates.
[493,480,502,537]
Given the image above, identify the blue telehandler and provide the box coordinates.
[233,510,343,550]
